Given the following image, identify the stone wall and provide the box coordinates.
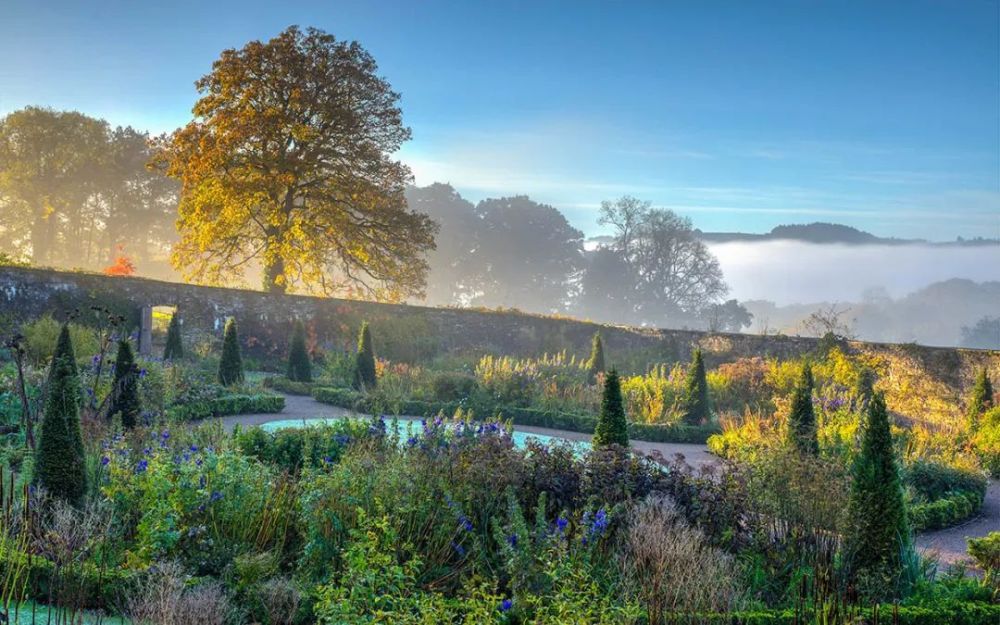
[1,266,997,394]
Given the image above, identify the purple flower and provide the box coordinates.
[500,599,513,612]
[100,456,110,466]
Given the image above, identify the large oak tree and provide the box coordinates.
[157,26,435,298]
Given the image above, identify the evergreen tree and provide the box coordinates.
[287,320,313,383]
[108,339,140,429]
[847,391,911,587]
[163,313,183,360]
[353,321,377,391]
[585,332,606,383]
[218,317,244,386]
[967,368,994,433]
[681,348,711,426]
[786,363,819,455]
[593,369,629,447]
[33,324,87,504]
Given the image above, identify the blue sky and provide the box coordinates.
[1,0,997,240]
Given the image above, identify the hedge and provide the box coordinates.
[0,547,136,610]
[910,490,984,532]
[690,601,1000,625]
[165,393,285,421]
[311,387,721,444]
[262,375,315,396]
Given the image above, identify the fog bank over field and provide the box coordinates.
[710,241,1000,306]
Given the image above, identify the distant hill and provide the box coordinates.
[689,222,995,246]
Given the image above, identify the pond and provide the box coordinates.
[259,416,591,451]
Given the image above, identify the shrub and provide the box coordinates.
[353,321,376,391]
[163,313,183,360]
[972,417,1000,477]
[33,324,87,505]
[126,561,232,625]
[967,368,994,433]
[681,349,711,426]
[217,317,244,386]
[585,332,605,383]
[967,532,999,592]
[264,375,314,396]
[429,371,478,402]
[786,363,819,455]
[846,391,911,592]
[286,320,312,382]
[107,339,140,429]
[21,316,99,366]
[593,369,628,447]
[235,422,359,472]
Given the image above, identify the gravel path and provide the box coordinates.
[220,393,718,469]
[222,393,998,567]
[914,479,999,568]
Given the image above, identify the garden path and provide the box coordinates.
[221,392,719,468]
[914,478,999,568]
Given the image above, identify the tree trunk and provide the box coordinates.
[263,247,287,294]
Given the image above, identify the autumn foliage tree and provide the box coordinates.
[156,26,436,298]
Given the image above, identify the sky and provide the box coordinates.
[1,0,998,240]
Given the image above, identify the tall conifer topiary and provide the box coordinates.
[847,390,910,586]
[593,368,629,447]
[787,363,819,455]
[967,368,994,433]
[163,313,183,360]
[218,317,244,386]
[33,324,87,504]
[108,339,140,429]
[353,321,377,391]
[681,348,711,426]
[287,320,312,382]
[585,332,606,383]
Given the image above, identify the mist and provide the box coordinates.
[711,241,1000,306]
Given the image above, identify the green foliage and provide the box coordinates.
[286,320,312,382]
[235,422,362,473]
[163,313,183,360]
[585,332,605,383]
[165,393,284,421]
[904,460,987,531]
[353,321,377,391]
[971,414,1000,477]
[21,315,99,366]
[967,368,994,433]
[264,375,315,396]
[107,339,140,429]
[217,317,244,386]
[593,369,628,447]
[32,324,87,504]
[681,348,711,426]
[846,391,911,592]
[967,532,999,593]
[786,363,819,455]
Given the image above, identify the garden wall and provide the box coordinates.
[1,266,997,395]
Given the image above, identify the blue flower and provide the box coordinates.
[556,516,568,533]
[499,599,513,612]
[136,459,148,473]
[458,515,473,532]
[100,456,110,466]
[451,541,466,557]
[506,534,518,548]
[189,445,199,453]
[209,490,223,502]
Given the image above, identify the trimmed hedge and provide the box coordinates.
[165,393,285,421]
[0,547,137,610]
[263,375,315,396]
[910,490,984,532]
[311,387,721,444]
[691,601,1000,625]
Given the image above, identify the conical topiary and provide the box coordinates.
[585,332,606,383]
[33,324,87,504]
[163,313,183,360]
[593,368,629,447]
[353,321,377,391]
[108,339,140,429]
[787,363,819,455]
[967,368,994,433]
[287,320,312,383]
[218,317,244,386]
[847,391,911,587]
[681,348,711,426]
